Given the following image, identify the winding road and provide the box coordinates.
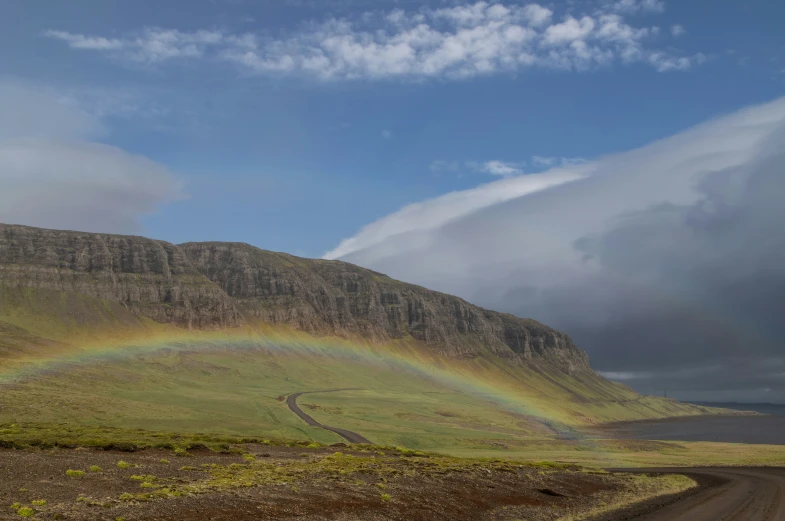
[286,390,371,444]
[284,392,785,517]
[600,467,785,521]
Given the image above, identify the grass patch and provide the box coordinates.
[120,450,575,503]
[65,469,85,478]
[0,422,287,453]
[0,329,714,459]
[130,474,157,482]
[557,473,696,520]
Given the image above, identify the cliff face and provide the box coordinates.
[180,242,590,373]
[0,224,241,329]
[0,224,589,373]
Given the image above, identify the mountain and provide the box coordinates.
[0,223,587,373]
[0,223,713,445]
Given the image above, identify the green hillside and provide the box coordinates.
[0,286,715,455]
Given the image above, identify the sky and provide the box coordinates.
[1,0,784,401]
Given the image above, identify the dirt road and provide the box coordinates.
[286,390,372,444]
[600,467,785,521]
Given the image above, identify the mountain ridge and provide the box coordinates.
[0,223,590,374]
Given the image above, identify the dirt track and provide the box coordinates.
[286,390,372,444]
[599,467,785,521]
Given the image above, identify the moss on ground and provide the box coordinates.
[557,473,696,520]
[0,422,303,453]
[109,449,579,504]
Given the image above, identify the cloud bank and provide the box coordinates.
[46,1,704,80]
[328,97,785,402]
[0,80,183,234]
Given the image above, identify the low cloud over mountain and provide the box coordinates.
[329,96,785,402]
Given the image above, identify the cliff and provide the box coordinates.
[181,242,590,373]
[0,224,589,373]
[0,224,241,329]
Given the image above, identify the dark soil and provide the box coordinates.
[0,445,635,521]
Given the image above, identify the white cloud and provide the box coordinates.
[0,80,183,233]
[610,0,665,14]
[531,156,587,168]
[324,165,589,260]
[477,160,524,176]
[520,4,554,27]
[670,24,685,37]
[531,155,555,167]
[333,100,785,265]
[45,28,224,63]
[648,51,706,72]
[543,16,596,45]
[46,1,703,80]
[43,30,124,50]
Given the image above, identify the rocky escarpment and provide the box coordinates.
[0,224,241,329]
[181,242,590,373]
[0,224,590,373]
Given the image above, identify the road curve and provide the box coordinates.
[286,390,371,444]
[598,467,785,521]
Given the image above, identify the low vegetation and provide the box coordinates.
[557,473,697,520]
[0,440,707,520]
[2,421,784,469]
[0,422,274,453]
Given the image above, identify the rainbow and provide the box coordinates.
[0,326,625,463]
[0,327,578,427]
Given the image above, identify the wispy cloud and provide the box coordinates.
[45,1,704,80]
[44,28,224,63]
[429,160,460,173]
[381,129,393,139]
[476,160,524,176]
[43,30,125,51]
[431,159,525,176]
[609,0,665,14]
[431,156,583,176]
[531,156,587,168]
[670,24,685,37]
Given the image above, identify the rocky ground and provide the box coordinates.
[0,444,689,521]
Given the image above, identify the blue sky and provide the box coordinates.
[1,0,783,257]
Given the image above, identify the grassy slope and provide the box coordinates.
[0,287,728,460]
